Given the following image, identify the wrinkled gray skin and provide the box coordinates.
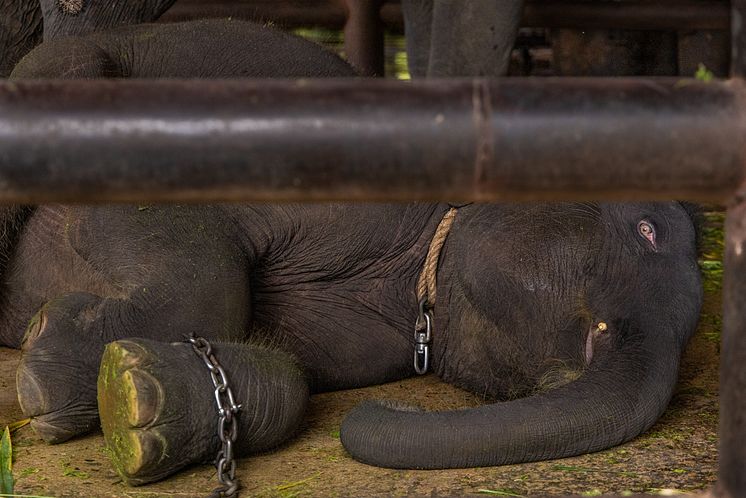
[401,0,524,77]
[0,0,42,77]
[0,0,179,77]
[4,16,702,487]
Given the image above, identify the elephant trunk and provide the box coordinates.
[340,323,682,469]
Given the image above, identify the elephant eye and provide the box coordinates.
[637,220,656,248]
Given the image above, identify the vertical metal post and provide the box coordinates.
[717,3,746,496]
[734,0,746,77]
[341,0,385,76]
[719,201,746,498]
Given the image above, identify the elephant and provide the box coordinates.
[0,0,183,77]
[401,0,524,77]
[3,14,703,490]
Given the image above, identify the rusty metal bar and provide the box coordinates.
[161,0,730,31]
[720,201,746,498]
[717,2,746,497]
[0,77,743,204]
[734,0,746,78]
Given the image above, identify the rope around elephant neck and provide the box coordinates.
[413,207,458,374]
[417,207,458,308]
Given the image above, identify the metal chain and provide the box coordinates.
[186,333,243,498]
[414,298,433,374]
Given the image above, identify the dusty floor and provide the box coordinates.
[0,211,722,497]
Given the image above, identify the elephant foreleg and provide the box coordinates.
[97,338,309,486]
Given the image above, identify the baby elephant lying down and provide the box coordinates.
[4,19,702,487]
[3,201,701,485]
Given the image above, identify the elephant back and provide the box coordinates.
[11,18,357,80]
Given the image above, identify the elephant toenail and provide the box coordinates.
[121,430,166,479]
[21,312,48,349]
[16,362,45,417]
[104,341,152,374]
[123,369,163,428]
[29,418,76,444]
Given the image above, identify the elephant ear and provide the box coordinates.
[40,0,177,41]
[678,202,704,248]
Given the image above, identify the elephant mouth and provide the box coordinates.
[584,320,608,365]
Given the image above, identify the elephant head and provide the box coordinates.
[341,201,702,468]
[0,0,177,76]
[39,0,177,41]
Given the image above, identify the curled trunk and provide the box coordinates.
[341,324,682,469]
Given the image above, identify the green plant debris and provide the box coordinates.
[695,63,715,82]
[18,467,40,479]
[259,472,321,497]
[274,472,320,491]
[699,313,722,344]
[293,27,343,54]
[0,494,55,498]
[647,488,688,496]
[699,260,723,293]
[476,489,524,497]
[581,490,603,497]
[698,211,725,294]
[328,429,340,439]
[6,421,29,434]
[0,427,13,496]
[552,464,594,473]
[60,459,89,479]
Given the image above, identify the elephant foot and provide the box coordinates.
[98,337,311,486]
[16,293,107,443]
[98,339,218,486]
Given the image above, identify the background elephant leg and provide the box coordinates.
[402,0,524,77]
[401,0,433,78]
[98,338,309,486]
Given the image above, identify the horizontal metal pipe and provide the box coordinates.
[162,0,730,31]
[0,78,743,203]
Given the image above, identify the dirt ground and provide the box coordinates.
[0,212,722,497]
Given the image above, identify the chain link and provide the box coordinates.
[414,298,433,375]
[187,333,242,498]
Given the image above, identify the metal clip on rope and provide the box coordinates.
[414,298,433,375]
[186,333,243,498]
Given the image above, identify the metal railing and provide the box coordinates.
[1,1,743,496]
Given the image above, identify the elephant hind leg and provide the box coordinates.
[16,292,113,443]
[98,337,309,486]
